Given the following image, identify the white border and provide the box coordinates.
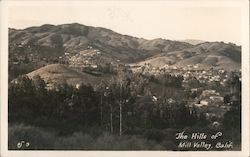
[1,0,249,157]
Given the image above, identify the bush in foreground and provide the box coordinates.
[8,124,55,150]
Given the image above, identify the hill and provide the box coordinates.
[9,23,193,64]
[138,42,241,71]
[9,23,241,78]
[180,39,206,45]
[27,64,111,88]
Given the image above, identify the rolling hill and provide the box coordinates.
[9,23,241,80]
[9,23,193,63]
[27,64,112,88]
[138,42,241,71]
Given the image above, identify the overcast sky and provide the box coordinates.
[8,1,242,45]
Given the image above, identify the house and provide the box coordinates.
[167,98,175,104]
[76,83,81,89]
[209,96,224,102]
[200,100,209,106]
[201,90,218,97]
[91,64,98,68]
[191,88,198,92]
[152,96,158,102]
[193,65,199,69]
[194,103,205,108]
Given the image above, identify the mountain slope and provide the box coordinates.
[9,23,193,63]
[137,42,241,71]
[9,23,241,73]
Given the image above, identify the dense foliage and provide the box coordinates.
[8,69,241,150]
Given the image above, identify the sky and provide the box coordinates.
[8,1,242,45]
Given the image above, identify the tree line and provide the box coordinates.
[8,69,241,137]
[9,73,205,135]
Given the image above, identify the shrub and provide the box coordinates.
[54,132,94,150]
[94,132,116,149]
[8,124,55,150]
[143,128,165,142]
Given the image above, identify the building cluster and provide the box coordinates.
[130,63,241,123]
[69,49,101,68]
[131,63,231,85]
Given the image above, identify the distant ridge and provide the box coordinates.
[9,23,193,63]
[9,23,241,72]
[181,39,206,45]
[138,42,241,71]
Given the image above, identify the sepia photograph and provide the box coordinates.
[0,0,249,156]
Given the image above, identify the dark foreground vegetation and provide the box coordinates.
[8,67,241,150]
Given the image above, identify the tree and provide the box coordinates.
[9,75,36,123]
[187,77,200,88]
[223,72,241,128]
[116,69,132,136]
[197,112,209,127]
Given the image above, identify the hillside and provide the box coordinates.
[27,64,111,88]
[138,42,241,71]
[9,23,241,78]
[9,23,193,63]
[180,39,206,45]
